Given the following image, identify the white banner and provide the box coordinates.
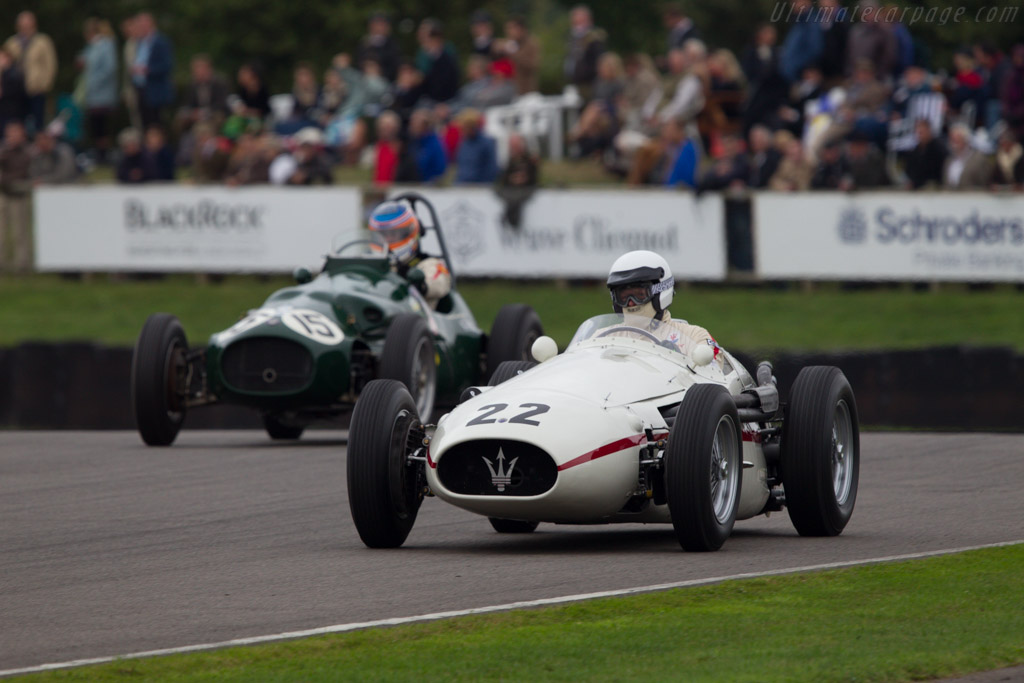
[755,193,1024,281]
[34,186,360,272]
[395,188,726,280]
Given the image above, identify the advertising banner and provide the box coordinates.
[34,186,361,272]
[755,193,1024,281]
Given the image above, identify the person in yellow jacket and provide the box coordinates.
[4,11,56,133]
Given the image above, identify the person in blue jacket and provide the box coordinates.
[409,108,447,183]
[130,12,174,127]
[454,108,497,184]
[778,0,823,83]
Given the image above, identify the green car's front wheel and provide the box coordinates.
[262,414,304,440]
[131,313,188,447]
[379,314,436,420]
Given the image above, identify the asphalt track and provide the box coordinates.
[1,431,1022,674]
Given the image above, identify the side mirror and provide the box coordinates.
[691,344,714,367]
[531,336,558,363]
[293,266,312,284]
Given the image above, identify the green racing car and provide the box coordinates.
[130,192,543,446]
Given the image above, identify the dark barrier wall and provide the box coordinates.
[0,343,1021,431]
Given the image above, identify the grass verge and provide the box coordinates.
[1,275,1022,352]
[16,545,1024,682]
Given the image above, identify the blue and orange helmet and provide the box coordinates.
[368,201,420,264]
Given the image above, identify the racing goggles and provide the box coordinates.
[609,278,673,308]
[369,224,417,249]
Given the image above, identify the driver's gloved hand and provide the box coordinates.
[407,267,428,295]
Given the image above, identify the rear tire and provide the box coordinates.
[664,384,742,551]
[489,518,539,533]
[488,360,537,386]
[131,313,188,446]
[379,314,436,419]
[262,414,304,440]
[486,304,542,381]
[781,366,860,537]
[347,380,425,548]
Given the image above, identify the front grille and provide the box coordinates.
[221,337,314,393]
[437,440,557,496]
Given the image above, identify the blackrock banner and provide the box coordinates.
[392,187,726,279]
[755,193,1024,281]
[34,186,360,272]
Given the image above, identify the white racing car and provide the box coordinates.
[346,313,859,552]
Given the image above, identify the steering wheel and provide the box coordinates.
[595,326,662,344]
[333,239,399,267]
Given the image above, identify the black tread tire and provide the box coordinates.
[262,414,304,440]
[379,314,436,419]
[781,366,860,537]
[131,313,188,447]
[488,360,537,386]
[486,304,543,381]
[664,383,742,552]
[347,380,424,548]
[488,518,540,533]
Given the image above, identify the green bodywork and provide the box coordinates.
[202,253,484,415]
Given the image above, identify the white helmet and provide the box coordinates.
[607,250,674,319]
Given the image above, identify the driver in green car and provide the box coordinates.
[368,200,451,309]
[606,250,722,364]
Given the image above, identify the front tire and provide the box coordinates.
[664,383,742,552]
[781,366,860,537]
[379,314,436,419]
[347,380,425,548]
[131,313,188,446]
[486,304,543,381]
[489,518,539,533]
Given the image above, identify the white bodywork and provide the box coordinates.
[426,315,772,525]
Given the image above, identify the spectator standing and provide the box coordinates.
[0,120,32,272]
[564,5,606,99]
[498,17,540,95]
[1001,45,1024,140]
[903,118,946,189]
[497,133,539,229]
[418,20,460,103]
[130,12,174,127]
[741,24,787,133]
[77,19,118,163]
[845,0,897,80]
[470,10,495,57]
[0,47,26,133]
[990,128,1024,189]
[943,123,992,190]
[141,125,174,181]
[176,55,229,135]
[356,13,400,83]
[3,12,56,133]
[817,0,849,82]
[29,129,78,184]
[372,110,402,185]
[663,3,699,52]
[120,16,141,131]
[779,0,823,84]
[454,108,497,184]
[232,62,271,122]
[408,108,447,183]
[115,127,145,183]
[948,50,986,121]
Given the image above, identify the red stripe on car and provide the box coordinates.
[558,430,669,471]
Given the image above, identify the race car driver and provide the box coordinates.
[367,200,451,309]
[606,249,722,363]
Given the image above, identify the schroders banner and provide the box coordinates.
[394,188,727,279]
[34,186,360,272]
[754,193,1024,281]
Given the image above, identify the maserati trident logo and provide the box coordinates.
[482,448,518,492]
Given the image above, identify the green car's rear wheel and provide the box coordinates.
[131,313,188,447]
[262,414,304,440]
[486,304,543,381]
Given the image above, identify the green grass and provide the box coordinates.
[17,545,1024,682]
[1,275,1021,352]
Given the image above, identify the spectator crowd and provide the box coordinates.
[2,2,1024,272]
